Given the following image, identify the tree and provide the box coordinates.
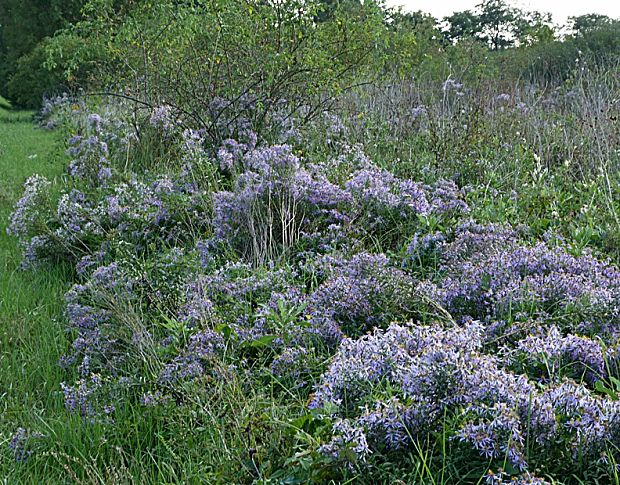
[443,0,555,50]
[442,10,480,44]
[384,9,441,67]
[515,10,555,46]
[571,14,620,61]
[0,0,87,105]
[476,0,518,50]
[571,14,615,35]
[46,0,417,142]
[314,0,363,22]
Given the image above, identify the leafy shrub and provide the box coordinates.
[5,43,65,109]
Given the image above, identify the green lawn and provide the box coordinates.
[0,98,73,480]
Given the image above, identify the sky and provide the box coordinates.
[385,0,620,25]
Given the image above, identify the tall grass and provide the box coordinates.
[335,64,620,261]
[344,59,620,178]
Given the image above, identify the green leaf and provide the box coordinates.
[248,334,278,348]
[291,413,313,430]
[215,323,234,340]
[595,380,619,400]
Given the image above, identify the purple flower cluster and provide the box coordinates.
[512,325,614,384]
[37,93,76,129]
[9,428,44,462]
[309,252,418,337]
[7,174,51,242]
[66,120,113,185]
[5,176,96,268]
[62,262,134,378]
[149,252,418,389]
[217,137,254,172]
[61,106,141,187]
[345,167,429,214]
[212,142,467,262]
[344,167,468,241]
[159,329,225,382]
[319,419,371,467]
[422,221,620,335]
[404,231,446,270]
[118,262,302,385]
[411,105,427,119]
[207,94,257,142]
[13,171,209,267]
[443,78,464,93]
[149,105,177,133]
[485,470,551,485]
[61,374,109,419]
[102,177,206,244]
[311,321,620,471]
[212,144,351,262]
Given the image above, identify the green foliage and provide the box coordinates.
[595,377,620,401]
[385,9,441,68]
[571,13,617,35]
[5,42,65,109]
[44,0,422,143]
[442,0,556,50]
[476,0,520,50]
[443,10,481,44]
[513,10,554,46]
[0,0,87,106]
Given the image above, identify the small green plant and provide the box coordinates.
[596,377,620,400]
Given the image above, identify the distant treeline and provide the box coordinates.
[0,0,619,108]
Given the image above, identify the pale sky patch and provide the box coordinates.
[385,0,620,26]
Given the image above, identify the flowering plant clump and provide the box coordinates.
[346,167,464,218]
[417,221,620,335]
[36,93,81,130]
[60,374,117,421]
[212,142,469,264]
[64,107,141,187]
[56,245,428,414]
[510,325,617,385]
[62,261,136,378]
[149,105,178,135]
[485,470,551,485]
[8,171,210,268]
[9,89,620,483]
[311,321,620,472]
[6,174,53,266]
[66,126,113,185]
[308,252,419,337]
[212,144,353,263]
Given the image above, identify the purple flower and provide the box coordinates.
[312,321,620,469]
[149,105,177,133]
[7,174,51,240]
[9,428,43,462]
[424,222,620,334]
[443,78,464,92]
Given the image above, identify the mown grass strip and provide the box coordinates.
[0,98,73,480]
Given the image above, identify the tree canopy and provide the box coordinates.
[0,0,619,108]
